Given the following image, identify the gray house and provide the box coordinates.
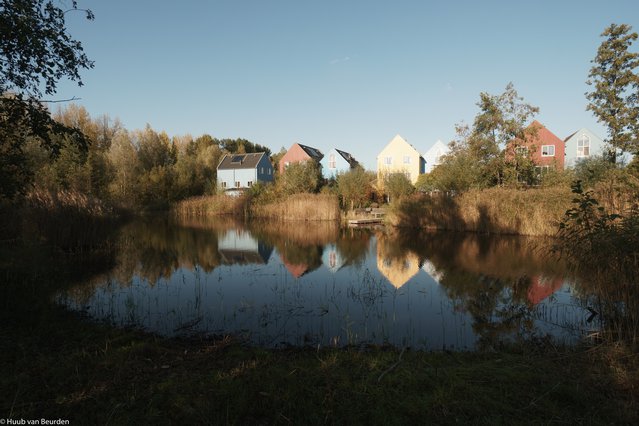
[217,152,274,195]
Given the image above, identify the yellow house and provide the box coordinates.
[377,134,426,186]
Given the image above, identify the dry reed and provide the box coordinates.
[388,187,573,236]
[250,193,340,221]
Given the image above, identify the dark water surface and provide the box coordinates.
[58,217,597,350]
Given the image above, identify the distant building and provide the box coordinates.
[506,120,565,172]
[217,152,274,195]
[563,128,607,168]
[320,148,359,179]
[423,140,449,173]
[278,143,323,175]
[376,134,426,186]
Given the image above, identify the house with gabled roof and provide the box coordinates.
[563,128,606,168]
[217,152,274,194]
[320,148,359,179]
[423,140,449,173]
[278,143,324,175]
[506,121,565,171]
[376,134,426,186]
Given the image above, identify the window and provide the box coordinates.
[235,181,240,188]
[260,167,264,174]
[578,135,590,157]
[515,146,528,157]
[535,165,552,175]
[268,168,271,175]
[403,156,411,164]
[384,156,392,165]
[541,145,555,157]
[247,181,253,187]
[284,161,290,168]
[221,181,227,188]
[329,154,336,169]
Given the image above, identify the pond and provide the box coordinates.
[58,217,598,350]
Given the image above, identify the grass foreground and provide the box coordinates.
[1,243,638,425]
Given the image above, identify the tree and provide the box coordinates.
[437,84,538,190]
[0,0,94,200]
[337,166,375,210]
[586,23,639,158]
[383,173,414,203]
[277,161,322,195]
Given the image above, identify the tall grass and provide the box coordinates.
[251,193,340,221]
[21,188,120,250]
[171,194,250,218]
[388,187,573,236]
[554,181,639,345]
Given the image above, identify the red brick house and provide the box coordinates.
[506,121,565,171]
[278,143,324,175]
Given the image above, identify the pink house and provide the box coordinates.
[278,143,324,175]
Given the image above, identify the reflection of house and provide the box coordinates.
[423,140,449,173]
[278,143,324,175]
[320,148,359,179]
[377,134,426,186]
[563,128,606,168]
[217,229,272,265]
[217,152,274,195]
[527,275,564,305]
[322,243,345,273]
[421,259,444,284]
[376,238,420,288]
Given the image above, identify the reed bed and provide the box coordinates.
[388,187,573,236]
[21,188,119,250]
[250,193,340,221]
[171,194,249,218]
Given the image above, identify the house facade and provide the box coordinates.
[376,134,426,186]
[423,140,449,173]
[278,143,324,175]
[507,121,565,172]
[320,148,359,179]
[217,152,274,194]
[563,128,606,168]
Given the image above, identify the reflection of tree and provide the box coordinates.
[334,228,371,268]
[381,229,571,348]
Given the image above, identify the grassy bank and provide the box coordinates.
[0,239,637,424]
[388,187,573,236]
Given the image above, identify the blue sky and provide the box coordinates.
[57,0,639,170]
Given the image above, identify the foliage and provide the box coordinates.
[573,155,618,187]
[336,166,375,209]
[0,0,94,201]
[383,172,414,202]
[586,23,639,157]
[437,84,539,191]
[277,160,323,195]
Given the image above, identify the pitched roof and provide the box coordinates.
[298,143,324,161]
[334,148,359,167]
[217,152,269,170]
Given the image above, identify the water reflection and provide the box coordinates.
[59,217,595,350]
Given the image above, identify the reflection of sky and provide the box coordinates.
[60,225,592,350]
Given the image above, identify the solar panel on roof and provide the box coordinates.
[231,155,244,163]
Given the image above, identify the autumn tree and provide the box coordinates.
[277,161,323,195]
[1,0,94,200]
[336,166,376,210]
[586,23,639,159]
[383,172,414,203]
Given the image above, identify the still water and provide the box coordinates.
[59,217,597,350]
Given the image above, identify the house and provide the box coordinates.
[278,143,324,175]
[217,152,274,194]
[376,134,426,186]
[423,140,449,173]
[320,148,359,179]
[563,128,607,168]
[507,121,565,172]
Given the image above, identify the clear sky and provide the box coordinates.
[56,0,639,170]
